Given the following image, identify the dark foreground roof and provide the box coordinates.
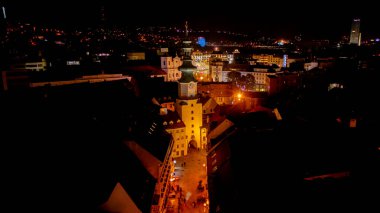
[1,80,160,213]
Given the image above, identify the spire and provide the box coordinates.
[185,21,188,38]
[178,21,197,83]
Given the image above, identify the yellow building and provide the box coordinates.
[161,109,188,157]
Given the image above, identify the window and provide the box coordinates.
[212,159,217,165]
[192,130,194,133]
[163,121,167,125]
[181,129,184,132]
[176,130,179,133]
[191,111,194,114]
[191,117,194,120]
[203,136,206,141]
[192,124,194,128]
[176,151,179,155]
[169,121,173,125]
[181,144,184,148]
[177,145,179,148]
[191,104,193,107]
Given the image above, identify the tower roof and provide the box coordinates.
[178,21,197,83]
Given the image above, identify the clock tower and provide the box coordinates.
[177,21,197,99]
[175,22,207,149]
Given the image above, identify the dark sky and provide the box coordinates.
[3,1,380,39]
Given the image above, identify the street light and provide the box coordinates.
[237,93,242,101]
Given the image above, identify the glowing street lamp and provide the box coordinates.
[237,93,242,101]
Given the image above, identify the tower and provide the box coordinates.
[175,22,207,149]
[177,21,198,98]
[349,18,361,46]
[0,5,7,46]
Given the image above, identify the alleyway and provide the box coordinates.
[167,147,209,213]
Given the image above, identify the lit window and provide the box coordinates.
[169,121,173,125]
[212,159,217,165]
[163,121,167,125]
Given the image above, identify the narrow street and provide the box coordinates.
[167,147,209,213]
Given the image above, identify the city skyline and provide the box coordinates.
[3,1,380,39]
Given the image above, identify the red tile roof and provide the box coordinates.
[161,110,186,129]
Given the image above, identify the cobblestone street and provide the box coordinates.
[167,147,209,213]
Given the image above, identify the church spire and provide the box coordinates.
[178,21,197,83]
[185,21,188,38]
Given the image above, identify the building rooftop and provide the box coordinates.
[162,110,186,129]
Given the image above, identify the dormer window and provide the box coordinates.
[163,121,167,126]
[177,119,181,123]
[169,121,174,125]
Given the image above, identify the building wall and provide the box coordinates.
[127,52,145,60]
[14,59,47,72]
[349,19,361,45]
[198,82,235,105]
[166,127,187,157]
[161,56,182,82]
[151,138,174,213]
[175,99,203,148]
[221,70,277,92]
[210,61,223,82]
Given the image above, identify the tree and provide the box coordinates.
[240,74,255,91]
[227,71,241,85]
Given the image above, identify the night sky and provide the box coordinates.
[3,1,380,39]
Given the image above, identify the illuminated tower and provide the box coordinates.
[349,18,361,46]
[0,5,6,46]
[175,22,207,149]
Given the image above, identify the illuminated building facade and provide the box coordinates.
[161,109,188,157]
[161,53,182,82]
[349,18,361,46]
[252,54,290,68]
